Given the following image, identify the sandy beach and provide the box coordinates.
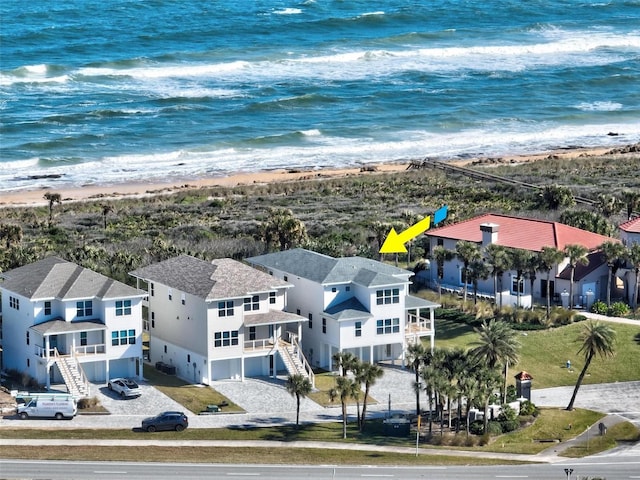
[0,145,629,208]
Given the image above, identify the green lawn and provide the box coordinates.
[143,364,243,414]
[434,318,640,389]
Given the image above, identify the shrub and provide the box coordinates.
[469,420,484,435]
[486,421,503,436]
[591,300,608,315]
[500,419,520,433]
[518,400,539,417]
[77,397,100,409]
[609,301,630,317]
[497,404,518,422]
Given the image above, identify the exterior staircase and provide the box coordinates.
[55,355,90,399]
[279,336,315,388]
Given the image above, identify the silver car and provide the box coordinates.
[108,378,141,398]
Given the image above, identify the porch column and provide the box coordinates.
[369,345,374,365]
[241,355,246,381]
[45,364,51,390]
[430,308,435,352]
[206,359,212,384]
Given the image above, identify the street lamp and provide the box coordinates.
[564,467,574,480]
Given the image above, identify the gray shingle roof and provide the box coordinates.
[247,248,411,287]
[0,256,143,300]
[31,319,107,335]
[243,309,307,327]
[323,296,372,321]
[405,296,440,310]
[130,255,291,301]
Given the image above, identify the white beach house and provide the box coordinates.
[246,248,439,371]
[130,255,312,385]
[0,256,146,397]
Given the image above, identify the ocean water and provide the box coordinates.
[1,0,639,193]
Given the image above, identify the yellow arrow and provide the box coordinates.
[379,205,448,254]
[379,216,431,254]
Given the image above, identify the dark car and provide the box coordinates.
[141,411,188,432]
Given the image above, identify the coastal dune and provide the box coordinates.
[0,145,631,208]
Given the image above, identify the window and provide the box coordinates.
[218,301,234,317]
[214,330,239,348]
[322,318,327,334]
[249,326,256,341]
[150,283,155,297]
[181,293,186,305]
[284,275,288,281]
[269,292,276,304]
[308,313,313,329]
[77,300,93,317]
[26,331,30,345]
[355,321,362,337]
[44,301,51,316]
[164,345,167,353]
[437,238,444,247]
[346,286,350,292]
[187,354,191,363]
[80,332,87,346]
[244,295,259,311]
[541,280,555,298]
[296,309,300,315]
[116,300,132,316]
[168,288,173,301]
[376,318,400,335]
[376,289,399,305]
[151,319,155,329]
[459,269,472,287]
[9,296,19,310]
[112,329,136,346]
[511,276,524,295]
[331,287,337,293]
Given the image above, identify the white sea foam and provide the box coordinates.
[274,8,302,15]
[577,101,623,112]
[3,122,639,194]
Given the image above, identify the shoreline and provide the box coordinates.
[0,145,632,208]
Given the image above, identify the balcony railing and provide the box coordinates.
[243,338,275,351]
[74,344,106,356]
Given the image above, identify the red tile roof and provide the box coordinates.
[620,217,640,234]
[427,213,615,252]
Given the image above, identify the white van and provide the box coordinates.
[17,394,77,420]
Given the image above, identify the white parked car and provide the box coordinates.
[108,378,141,398]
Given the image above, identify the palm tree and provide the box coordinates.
[596,193,623,217]
[431,246,455,300]
[508,248,533,309]
[470,320,520,404]
[455,240,482,309]
[525,252,543,309]
[0,223,23,249]
[620,190,640,220]
[260,207,308,252]
[329,375,360,439]
[566,321,616,411]
[539,246,565,319]
[285,373,313,427]
[357,362,384,432]
[332,351,358,377]
[405,342,428,416]
[43,192,61,226]
[627,243,640,309]
[564,244,590,309]
[485,244,511,308]
[599,241,626,307]
[101,204,114,229]
[468,259,491,305]
[473,366,503,434]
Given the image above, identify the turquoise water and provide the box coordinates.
[1,0,639,192]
